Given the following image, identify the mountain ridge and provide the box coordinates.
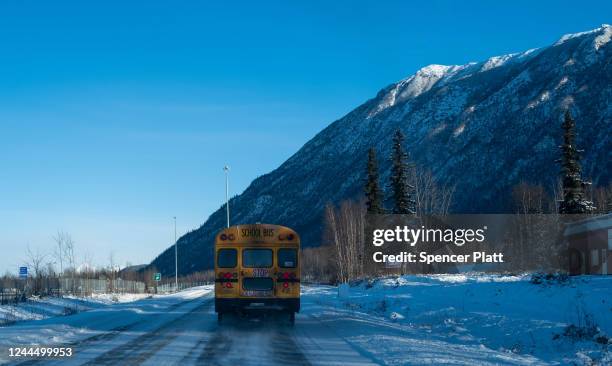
[150,25,611,275]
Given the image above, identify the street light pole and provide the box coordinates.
[224,165,230,228]
[174,216,177,292]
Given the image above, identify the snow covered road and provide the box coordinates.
[1,286,376,366]
[2,276,611,365]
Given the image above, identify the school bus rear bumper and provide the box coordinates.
[215,297,300,313]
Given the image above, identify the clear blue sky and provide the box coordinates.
[0,1,609,273]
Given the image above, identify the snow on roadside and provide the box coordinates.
[0,293,151,326]
[0,285,213,364]
[0,285,212,326]
[301,275,611,365]
[66,292,152,304]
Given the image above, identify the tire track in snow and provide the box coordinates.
[195,329,233,365]
[16,296,204,366]
[15,323,142,366]
[270,328,311,366]
[81,297,212,365]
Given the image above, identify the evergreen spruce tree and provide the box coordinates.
[557,111,595,214]
[390,129,416,214]
[365,147,384,214]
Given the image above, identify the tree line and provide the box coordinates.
[302,111,611,283]
[1,230,215,299]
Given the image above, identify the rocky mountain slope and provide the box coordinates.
[151,25,611,275]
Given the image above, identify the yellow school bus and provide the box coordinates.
[214,224,300,323]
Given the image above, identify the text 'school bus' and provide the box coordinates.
[214,224,300,324]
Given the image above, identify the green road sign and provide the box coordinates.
[154,273,161,282]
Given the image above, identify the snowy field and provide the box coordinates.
[309,274,611,365]
[0,277,609,365]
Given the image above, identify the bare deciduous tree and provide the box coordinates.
[509,182,563,271]
[512,181,554,214]
[24,245,48,295]
[301,246,337,284]
[25,246,47,278]
[65,234,76,293]
[413,168,455,216]
[586,183,612,215]
[53,230,73,276]
[53,231,77,293]
[325,200,366,283]
[108,251,116,292]
[551,178,564,214]
[64,235,76,272]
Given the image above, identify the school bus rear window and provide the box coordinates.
[217,248,237,268]
[242,249,273,268]
[278,248,297,268]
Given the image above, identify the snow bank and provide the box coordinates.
[0,286,213,327]
[1,297,98,325]
[301,275,611,365]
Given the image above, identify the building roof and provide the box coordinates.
[564,213,612,236]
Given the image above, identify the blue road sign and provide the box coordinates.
[19,266,27,278]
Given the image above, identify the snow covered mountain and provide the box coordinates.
[151,25,611,275]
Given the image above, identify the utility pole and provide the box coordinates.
[174,216,177,292]
[224,165,230,228]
